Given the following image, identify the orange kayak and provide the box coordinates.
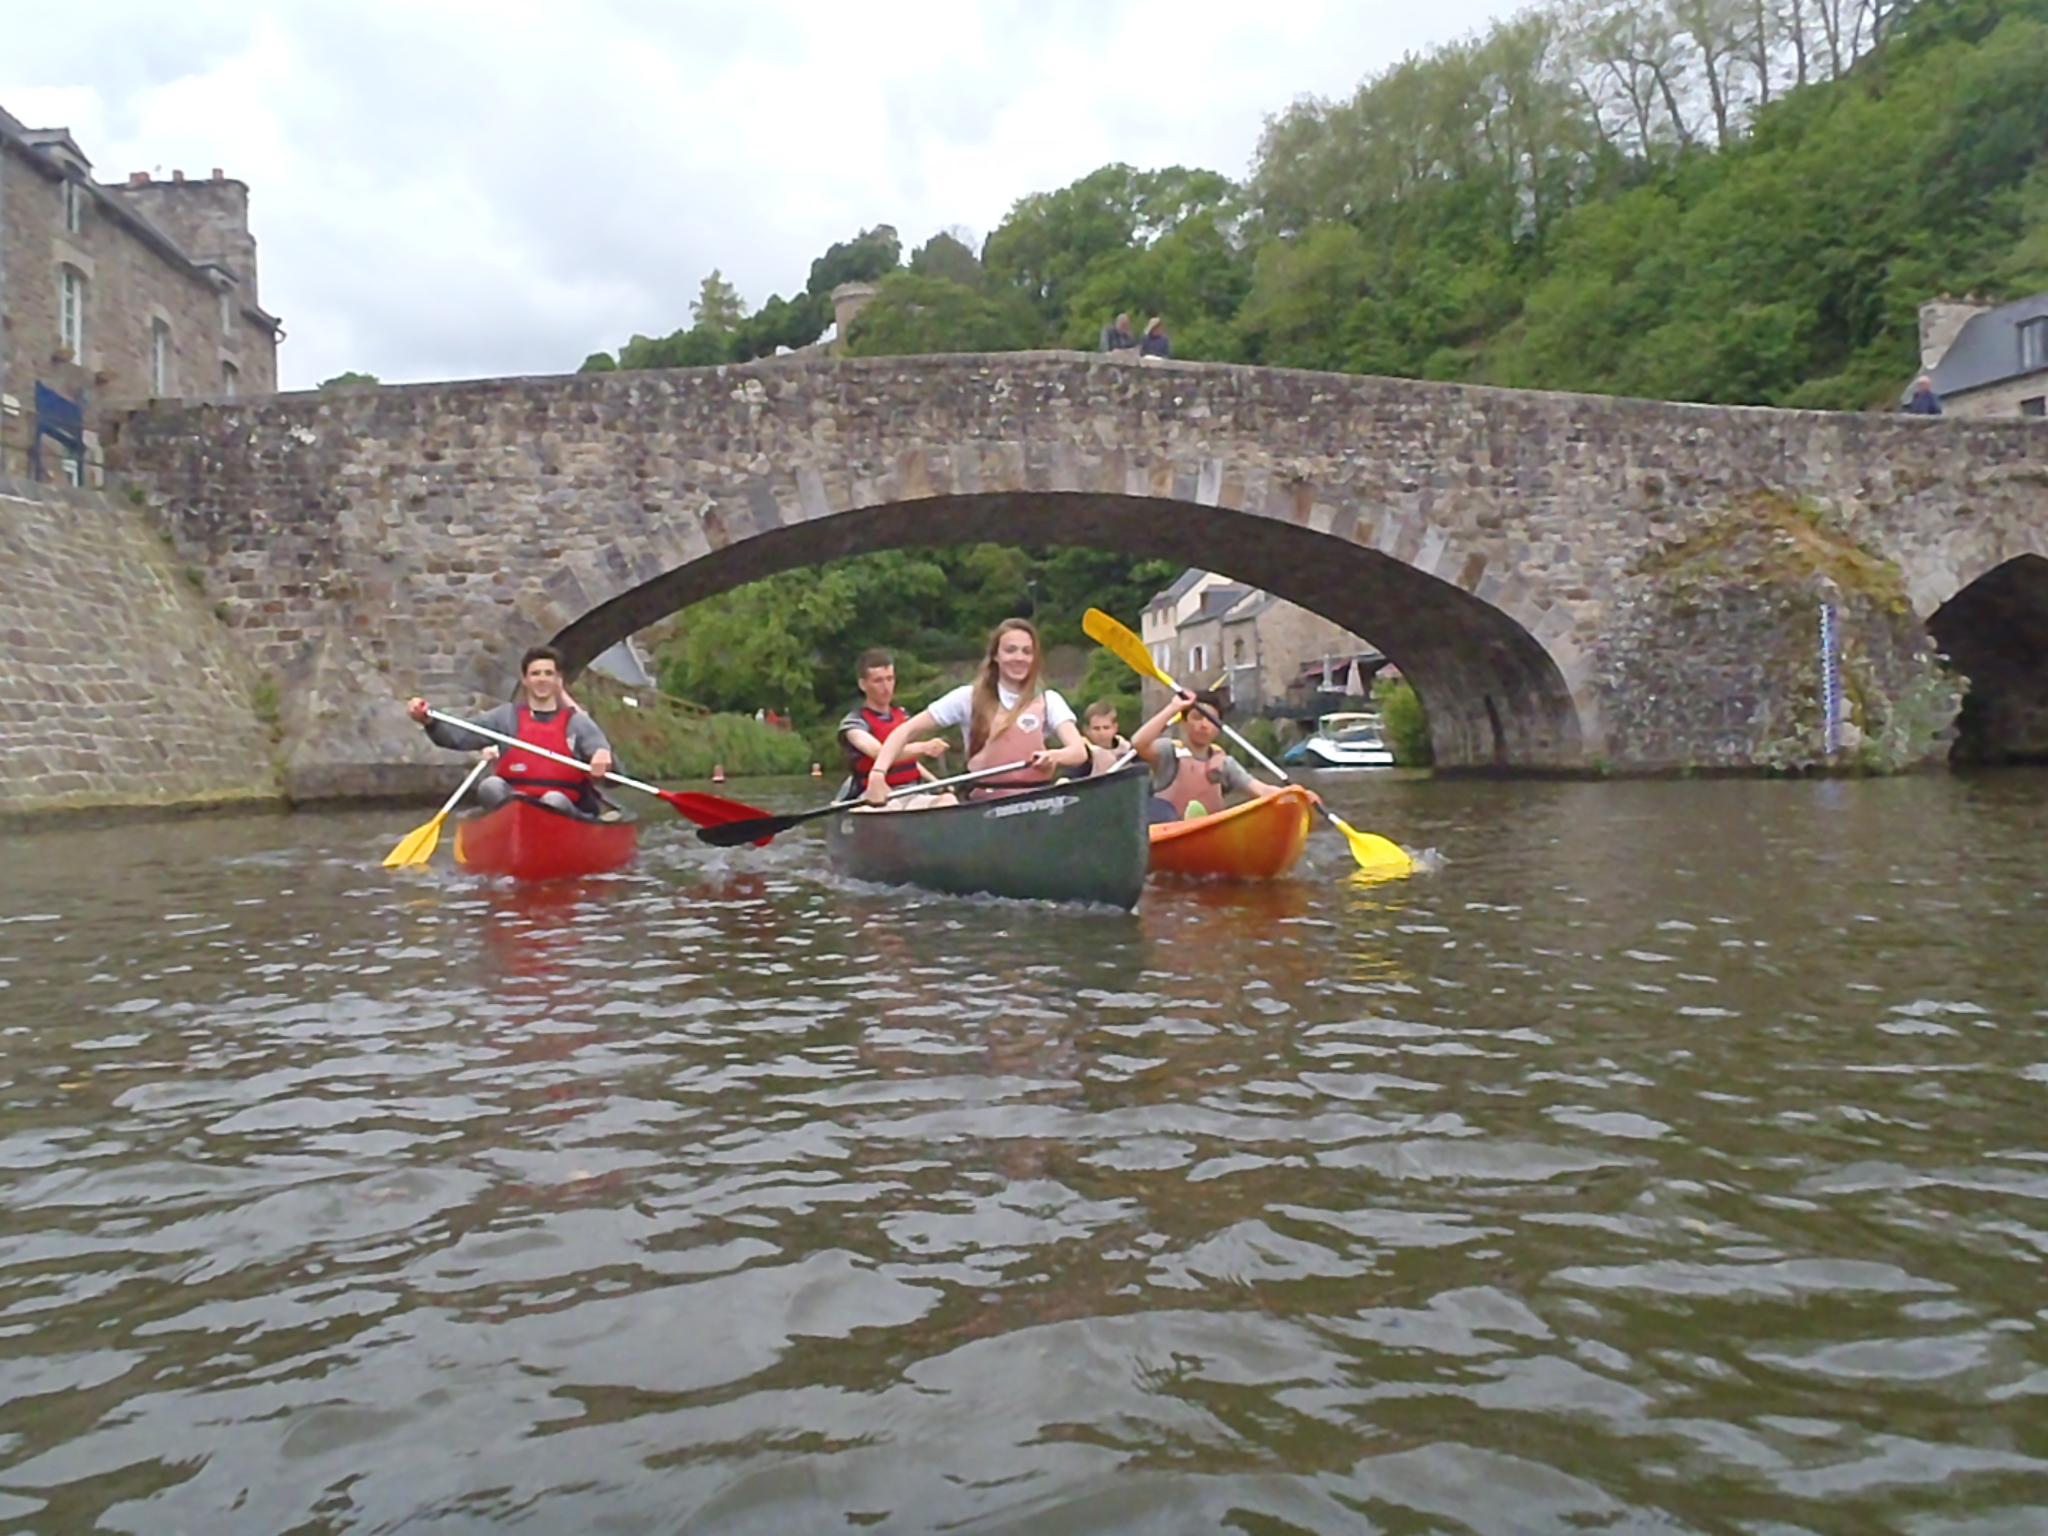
[1147,786,1315,881]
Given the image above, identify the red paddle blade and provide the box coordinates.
[660,789,772,826]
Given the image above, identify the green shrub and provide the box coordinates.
[1375,678,1433,766]
[579,678,811,779]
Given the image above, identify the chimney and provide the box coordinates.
[129,170,150,185]
[1920,296,1992,374]
[211,168,224,181]
[171,168,185,182]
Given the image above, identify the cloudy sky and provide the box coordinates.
[4,1,1516,390]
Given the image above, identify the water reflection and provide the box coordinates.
[0,777,2045,1531]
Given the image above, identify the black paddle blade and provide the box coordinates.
[696,814,802,848]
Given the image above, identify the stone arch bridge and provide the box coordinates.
[107,353,2048,799]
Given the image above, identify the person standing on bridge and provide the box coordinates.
[406,645,616,818]
[1100,313,1136,353]
[1139,317,1171,360]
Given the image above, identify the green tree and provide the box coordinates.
[317,370,379,388]
[843,272,1042,356]
[690,269,746,334]
[807,224,902,296]
[909,229,985,288]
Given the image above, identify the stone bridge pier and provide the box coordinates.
[103,353,2048,799]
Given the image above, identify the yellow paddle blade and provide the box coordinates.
[381,811,450,868]
[1083,608,1173,688]
[1328,812,1415,875]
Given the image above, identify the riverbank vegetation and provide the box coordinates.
[577,0,2047,743]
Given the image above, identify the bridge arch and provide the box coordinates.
[549,488,1586,771]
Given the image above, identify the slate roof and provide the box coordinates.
[1928,291,2048,398]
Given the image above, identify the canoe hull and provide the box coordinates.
[1148,785,1314,881]
[453,797,637,881]
[826,764,1150,908]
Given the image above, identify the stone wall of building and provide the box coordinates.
[1947,371,2048,419]
[2,122,278,482]
[0,475,280,817]
[97,354,2048,793]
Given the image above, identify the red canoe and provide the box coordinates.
[453,797,637,881]
[1147,786,1315,881]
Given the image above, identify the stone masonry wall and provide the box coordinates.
[0,475,280,816]
[98,354,2048,794]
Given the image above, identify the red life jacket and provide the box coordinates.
[495,705,591,795]
[1157,745,1235,818]
[968,693,1055,794]
[846,703,923,788]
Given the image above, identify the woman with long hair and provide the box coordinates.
[862,618,1089,804]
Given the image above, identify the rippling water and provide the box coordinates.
[2,773,2046,1533]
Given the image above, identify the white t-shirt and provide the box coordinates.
[927,683,1075,743]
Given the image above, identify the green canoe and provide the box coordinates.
[825,762,1150,908]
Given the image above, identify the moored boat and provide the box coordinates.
[453,796,637,881]
[1148,785,1315,882]
[826,763,1150,908]
[1288,712,1395,770]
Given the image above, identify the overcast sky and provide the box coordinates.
[4,1,1517,390]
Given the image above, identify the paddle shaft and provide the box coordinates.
[423,707,658,794]
[697,759,1035,846]
[434,755,496,817]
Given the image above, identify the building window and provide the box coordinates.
[58,266,86,358]
[151,320,172,395]
[221,361,239,397]
[2023,397,2046,418]
[220,292,233,335]
[2023,318,2048,374]
[63,178,83,234]
[1189,644,1207,676]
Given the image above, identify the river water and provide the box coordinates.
[1,772,2045,1534]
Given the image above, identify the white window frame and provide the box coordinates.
[221,361,240,397]
[62,178,83,235]
[58,266,85,358]
[150,319,172,395]
[2021,317,2048,375]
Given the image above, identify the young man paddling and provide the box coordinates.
[835,648,947,799]
[406,646,616,818]
[1130,688,1293,825]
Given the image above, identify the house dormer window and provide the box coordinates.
[63,178,83,234]
[2021,317,2048,374]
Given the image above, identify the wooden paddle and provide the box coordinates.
[420,707,776,841]
[381,755,495,868]
[1081,608,1415,875]
[696,759,1034,847]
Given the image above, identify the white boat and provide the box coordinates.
[1294,712,1395,769]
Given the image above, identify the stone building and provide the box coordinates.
[0,102,281,481]
[1915,294,2048,419]
[1138,569,1376,717]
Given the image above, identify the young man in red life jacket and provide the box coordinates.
[1129,687,1292,826]
[405,645,617,817]
[834,647,947,800]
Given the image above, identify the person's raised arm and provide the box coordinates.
[1129,690,1197,764]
